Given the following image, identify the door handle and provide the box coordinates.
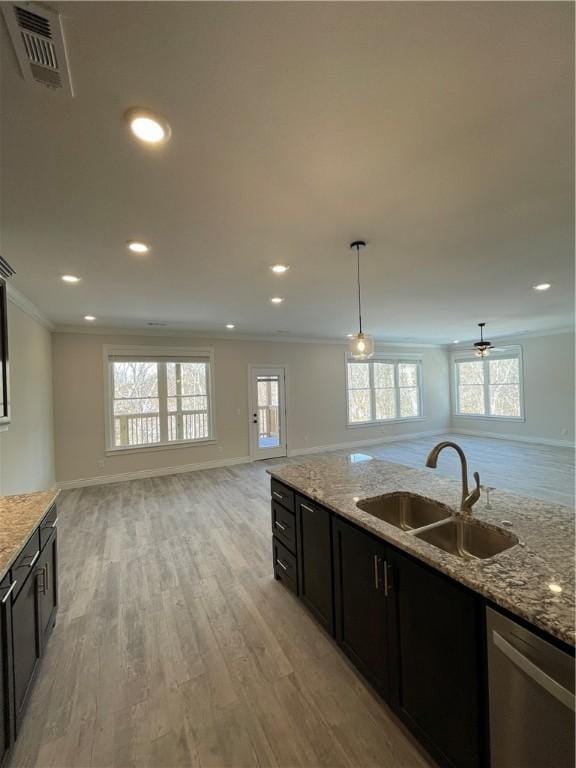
[19,550,40,569]
[373,556,391,596]
[383,561,390,597]
[373,555,380,590]
[1,581,16,604]
[36,566,47,596]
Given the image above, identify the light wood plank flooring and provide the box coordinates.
[9,435,573,768]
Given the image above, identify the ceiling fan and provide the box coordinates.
[461,323,508,358]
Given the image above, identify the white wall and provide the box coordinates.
[451,331,574,446]
[52,332,451,485]
[0,301,55,494]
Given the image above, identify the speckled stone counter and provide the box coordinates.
[0,490,59,581]
[268,453,575,646]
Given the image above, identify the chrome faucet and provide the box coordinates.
[425,441,481,514]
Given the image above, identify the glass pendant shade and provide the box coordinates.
[349,332,374,360]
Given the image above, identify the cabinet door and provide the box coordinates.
[296,496,333,634]
[388,549,485,768]
[37,531,58,654]
[0,578,15,766]
[11,570,40,733]
[332,517,390,697]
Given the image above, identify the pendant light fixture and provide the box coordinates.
[348,240,374,359]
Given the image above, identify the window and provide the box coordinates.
[453,348,523,419]
[105,348,214,450]
[346,358,422,425]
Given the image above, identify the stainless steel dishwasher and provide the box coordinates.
[486,607,575,768]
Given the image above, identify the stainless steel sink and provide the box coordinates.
[356,493,451,531]
[414,517,518,559]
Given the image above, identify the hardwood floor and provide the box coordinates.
[9,435,573,767]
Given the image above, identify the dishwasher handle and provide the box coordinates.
[493,630,575,713]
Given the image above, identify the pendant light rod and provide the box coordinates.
[350,240,367,335]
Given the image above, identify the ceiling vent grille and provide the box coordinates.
[2,2,74,95]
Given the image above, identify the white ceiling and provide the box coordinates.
[1,1,573,343]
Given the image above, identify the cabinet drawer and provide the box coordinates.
[10,533,40,600]
[39,505,58,550]
[273,538,298,595]
[271,501,296,553]
[270,479,295,513]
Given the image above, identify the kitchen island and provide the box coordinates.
[268,452,574,768]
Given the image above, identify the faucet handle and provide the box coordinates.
[463,471,482,513]
[473,471,481,491]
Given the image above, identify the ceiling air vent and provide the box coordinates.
[2,2,74,95]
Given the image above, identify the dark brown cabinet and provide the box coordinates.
[387,549,485,768]
[332,516,391,698]
[271,480,490,768]
[0,504,58,759]
[37,529,58,654]
[11,562,41,732]
[295,496,333,633]
[0,576,15,768]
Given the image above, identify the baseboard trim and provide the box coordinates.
[451,428,575,449]
[287,428,449,458]
[56,455,252,489]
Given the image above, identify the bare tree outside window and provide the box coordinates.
[455,354,522,419]
[110,356,212,448]
[347,359,422,424]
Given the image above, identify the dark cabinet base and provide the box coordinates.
[1,504,58,756]
[271,479,488,768]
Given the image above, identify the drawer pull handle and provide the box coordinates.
[36,566,47,596]
[373,555,380,590]
[276,558,288,572]
[301,503,315,513]
[383,561,390,597]
[273,491,284,500]
[1,581,16,604]
[274,521,287,531]
[19,551,40,569]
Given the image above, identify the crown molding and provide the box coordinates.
[6,284,55,331]
[52,324,444,348]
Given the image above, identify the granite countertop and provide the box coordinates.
[0,490,60,581]
[268,453,575,646]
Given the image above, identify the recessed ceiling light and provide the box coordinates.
[84,315,96,322]
[127,240,150,254]
[61,274,80,283]
[270,264,289,274]
[226,323,235,329]
[125,108,171,145]
[270,297,284,304]
[347,333,354,338]
[453,340,459,344]
[533,283,551,291]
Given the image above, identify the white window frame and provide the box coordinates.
[451,345,525,421]
[345,353,425,428]
[103,345,217,454]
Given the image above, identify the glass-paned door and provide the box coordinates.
[249,367,287,460]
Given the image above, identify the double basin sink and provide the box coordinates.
[356,493,518,560]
